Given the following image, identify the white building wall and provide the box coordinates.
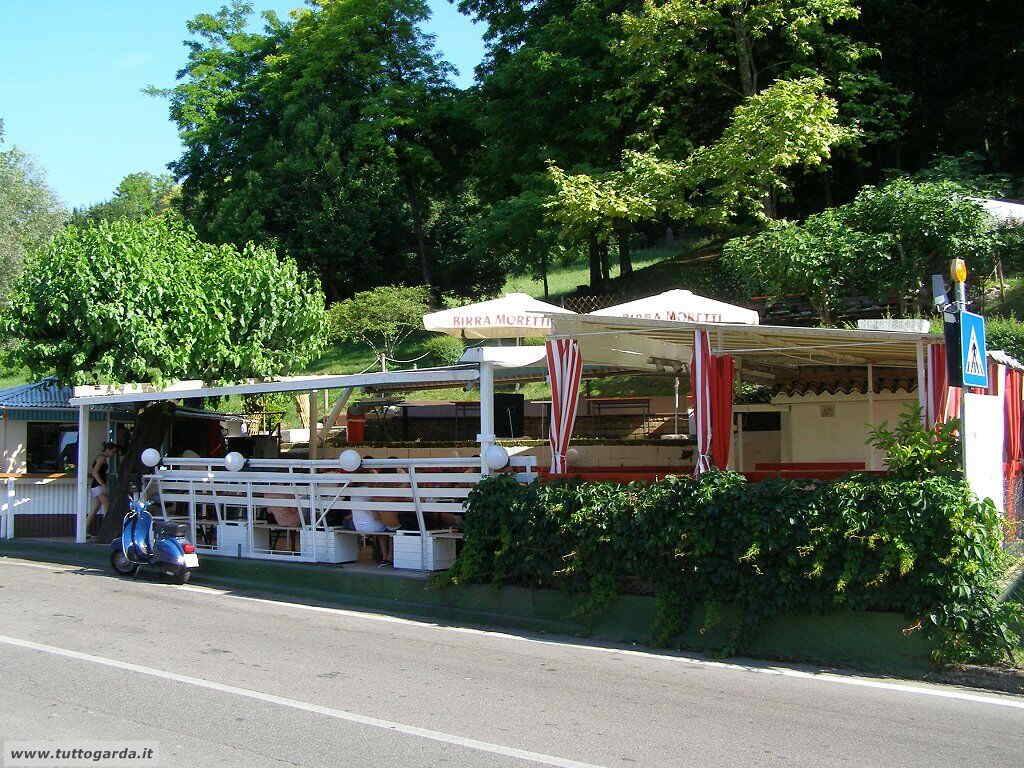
[772,391,918,465]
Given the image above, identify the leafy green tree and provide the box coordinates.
[155,0,487,301]
[615,0,907,216]
[845,178,999,310]
[459,0,645,289]
[327,285,431,367]
[2,216,326,384]
[0,122,67,298]
[722,179,1004,323]
[73,172,179,225]
[722,208,889,323]
[547,77,853,248]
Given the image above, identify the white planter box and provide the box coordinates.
[392,530,457,572]
[303,529,360,564]
[216,522,250,557]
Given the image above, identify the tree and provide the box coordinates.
[722,179,1003,323]
[0,122,67,299]
[327,285,431,368]
[845,179,999,311]
[546,77,853,246]
[155,0,487,301]
[73,172,180,224]
[722,208,890,323]
[2,216,326,384]
[615,0,905,217]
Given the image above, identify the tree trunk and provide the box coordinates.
[540,250,550,298]
[733,14,757,97]
[97,403,176,543]
[617,229,633,277]
[599,241,611,283]
[733,11,779,219]
[588,235,602,289]
[406,181,435,300]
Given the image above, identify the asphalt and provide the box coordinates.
[0,556,1021,768]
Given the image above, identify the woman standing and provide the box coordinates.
[86,442,118,538]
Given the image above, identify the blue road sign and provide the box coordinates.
[960,310,988,388]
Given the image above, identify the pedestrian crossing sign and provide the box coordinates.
[960,311,988,388]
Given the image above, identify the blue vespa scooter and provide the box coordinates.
[110,496,199,584]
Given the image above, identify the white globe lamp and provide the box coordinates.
[484,444,510,471]
[339,449,362,472]
[140,448,162,468]
[224,451,246,472]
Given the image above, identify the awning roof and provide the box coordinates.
[549,314,942,370]
[70,367,481,406]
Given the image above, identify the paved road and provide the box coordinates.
[0,556,1021,768]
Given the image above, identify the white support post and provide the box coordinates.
[477,361,496,475]
[915,341,927,425]
[309,389,319,460]
[75,405,90,543]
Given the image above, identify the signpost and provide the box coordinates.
[960,310,988,389]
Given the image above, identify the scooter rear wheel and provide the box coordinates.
[110,549,139,577]
[172,569,191,585]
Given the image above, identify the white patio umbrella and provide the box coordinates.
[591,289,759,325]
[423,293,575,339]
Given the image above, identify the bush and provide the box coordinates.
[450,412,1020,663]
[985,316,1024,363]
[422,335,465,367]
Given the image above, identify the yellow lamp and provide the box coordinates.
[949,258,968,283]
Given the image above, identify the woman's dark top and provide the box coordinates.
[91,456,108,488]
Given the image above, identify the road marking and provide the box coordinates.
[0,633,605,768]
[4,556,1023,711]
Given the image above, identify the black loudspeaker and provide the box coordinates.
[494,393,525,438]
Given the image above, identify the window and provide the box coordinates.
[27,423,78,473]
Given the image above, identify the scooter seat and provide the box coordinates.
[152,520,189,538]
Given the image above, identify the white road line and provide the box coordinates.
[0,633,605,768]
[4,556,1023,711]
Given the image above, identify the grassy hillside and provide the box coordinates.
[501,246,682,299]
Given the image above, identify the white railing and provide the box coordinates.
[143,455,537,568]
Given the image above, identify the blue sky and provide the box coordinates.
[1,0,485,209]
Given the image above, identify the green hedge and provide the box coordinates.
[447,470,1019,664]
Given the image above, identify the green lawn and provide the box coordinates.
[0,368,33,391]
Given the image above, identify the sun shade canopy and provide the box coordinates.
[592,289,760,326]
[423,293,575,339]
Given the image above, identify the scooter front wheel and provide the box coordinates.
[110,549,139,577]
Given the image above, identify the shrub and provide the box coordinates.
[422,335,465,367]
[451,411,1020,663]
[985,316,1024,363]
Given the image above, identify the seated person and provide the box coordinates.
[352,457,397,564]
[266,493,301,551]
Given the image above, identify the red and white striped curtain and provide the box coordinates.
[690,329,736,476]
[925,343,962,428]
[545,339,583,473]
[691,330,714,475]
